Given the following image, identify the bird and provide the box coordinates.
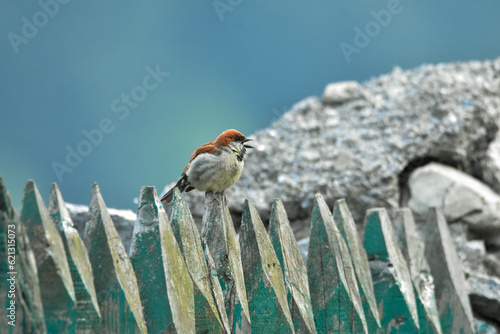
[161,129,253,203]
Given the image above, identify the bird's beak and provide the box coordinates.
[243,138,254,148]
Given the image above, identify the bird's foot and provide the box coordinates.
[210,191,228,205]
[206,191,226,205]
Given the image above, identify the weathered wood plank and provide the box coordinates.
[423,208,475,334]
[20,180,76,333]
[363,208,419,334]
[130,186,172,333]
[308,193,367,334]
[170,188,230,334]
[130,186,195,333]
[15,222,48,334]
[393,209,442,334]
[158,189,196,334]
[83,183,147,334]
[240,198,295,333]
[201,191,251,333]
[333,199,381,332]
[269,198,316,334]
[49,183,101,333]
[1,178,46,334]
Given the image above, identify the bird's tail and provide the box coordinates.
[161,187,176,203]
[161,174,191,203]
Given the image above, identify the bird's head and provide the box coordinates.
[215,129,253,161]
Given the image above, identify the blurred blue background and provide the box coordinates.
[2,0,500,210]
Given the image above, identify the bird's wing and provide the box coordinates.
[162,142,219,203]
[189,142,218,163]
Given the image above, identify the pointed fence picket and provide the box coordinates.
[20,181,76,333]
[308,194,367,334]
[201,192,251,333]
[0,177,476,334]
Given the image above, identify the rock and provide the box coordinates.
[457,240,489,276]
[322,81,366,106]
[66,203,136,252]
[407,162,500,249]
[448,221,490,276]
[482,131,500,195]
[468,273,500,324]
[448,223,490,275]
[448,222,470,247]
[484,252,500,278]
[163,58,500,236]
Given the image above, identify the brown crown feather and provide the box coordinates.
[214,129,245,146]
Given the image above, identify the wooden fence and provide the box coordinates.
[0,177,476,334]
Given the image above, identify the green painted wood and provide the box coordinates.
[20,180,76,333]
[308,194,367,334]
[333,199,381,332]
[201,191,251,333]
[269,198,316,334]
[83,183,147,334]
[129,186,195,333]
[49,183,101,333]
[363,208,419,334]
[394,209,442,334]
[1,178,46,334]
[129,186,172,333]
[423,208,475,334]
[240,198,295,333]
[170,188,230,334]
[16,225,49,334]
[158,189,196,334]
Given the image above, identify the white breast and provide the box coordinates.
[186,150,244,192]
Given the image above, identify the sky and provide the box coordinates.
[1,0,500,211]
